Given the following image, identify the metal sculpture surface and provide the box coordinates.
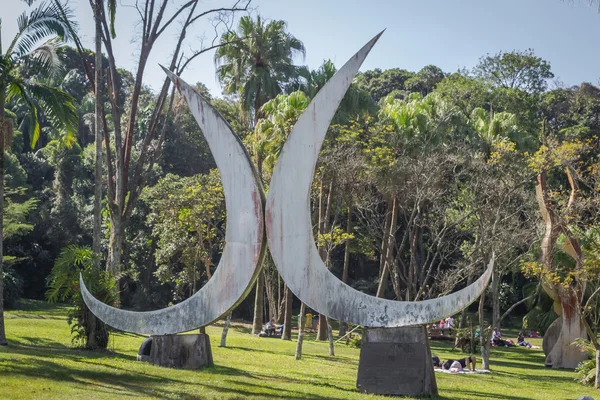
[80,69,266,335]
[81,32,493,335]
[265,32,493,327]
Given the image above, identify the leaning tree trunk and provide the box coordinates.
[282,285,293,340]
[0,88,7,345]
[295,303,306,360]
[251,273,265,335]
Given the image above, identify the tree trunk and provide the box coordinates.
[87,312,97,349]
[0,88,7,346]
[339,205,352,337]
[479,292,490,370]
[326,317,335,356]
[342,205,352,285]
[219,313,231,347]
[282,285,293,340]
[295,303,306,360]
[92,0,103,273]
[316,177,331,341]
[107,214,124,273]
[376,195,398,298]
[595,348,600,389]
[263,269,277,321]
[276,274,283,324]
[545,289,587,369]
[251,273,265,335]
[378,200,392,280]
[317,314,328,341]
[491,269,500,329]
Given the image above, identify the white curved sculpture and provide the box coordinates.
[80,69,266,335]
[265,32,494,327]
[81,32,493,334]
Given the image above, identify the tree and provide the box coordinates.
[0,0,78,345]
[434,72,490,117]
[355,68,415,102]
[91,0,113,273]
[448,140,536,370]
[524,137,594,369]
[469,107,523,153]
[474,49,554,94]
[67,0,251,277]
[298,60,376,124]
[143,171,225,301]
[404,65,445,96]
[249,90,309,335]
[573,228,600,388]
[215,15,305,124]
[46,245,117,349]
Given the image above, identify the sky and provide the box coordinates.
[2,0,600,97]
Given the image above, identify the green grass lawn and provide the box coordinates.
[0,300,596,400]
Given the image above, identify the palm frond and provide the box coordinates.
[8,0,74,59]
[27,81,78,147]
[21,37,63,76]
[6,79,41,147]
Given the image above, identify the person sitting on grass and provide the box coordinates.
[265,318,277,336]
[442,355,477,372]
[492,326,507,347]
[517,331,532,348]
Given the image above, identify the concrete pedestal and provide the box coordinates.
[149,334,213,369]
[356,326,438,396]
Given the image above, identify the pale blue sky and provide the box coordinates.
[2,0,599,96]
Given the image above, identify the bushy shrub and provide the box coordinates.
[573,338,596,387]
[46,245,117,349]
[3,268,23,308]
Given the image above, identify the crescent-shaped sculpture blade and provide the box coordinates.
[265,31,493,327]
[80,70,266,335]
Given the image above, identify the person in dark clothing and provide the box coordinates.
[442,355,476,371]
[432,355,441,368]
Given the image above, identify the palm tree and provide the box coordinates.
[469,107,529,154]
[297,60,376,124]
[0,0,78,345]
[214,15,305,124]
[252,90,309,176]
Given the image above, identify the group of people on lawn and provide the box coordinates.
[429,316,455,330]
[491,326,539,348]
[262,318,284,336]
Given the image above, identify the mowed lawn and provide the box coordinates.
[0,300,596,400]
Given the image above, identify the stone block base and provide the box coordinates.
[356,326,438,396]
[149,334,213,369]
